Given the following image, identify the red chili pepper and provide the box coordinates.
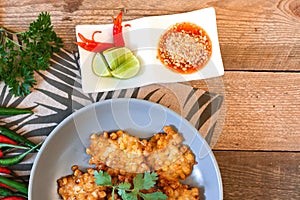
[77,33,95,43]
[0,167,11,174]
[0,135,17,145]
[0,168,15,190]
[91,31,102,41]
[0,182,14,190]
[75,41,114,52]
[0,150,3,158]
[76,31,114,52]
[113,11,127,47]
[1,197,27,200]
[76,11,129,51]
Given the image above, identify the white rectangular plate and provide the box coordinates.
[76,7,224,93]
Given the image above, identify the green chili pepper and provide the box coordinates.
[0,187,28,198]
[0,107,33,115]
[0,126,36,149]
[0,143,29,150]
[0,142,42,167]
[0,176,28,195]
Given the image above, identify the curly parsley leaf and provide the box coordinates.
[0,12,63,96]
[94,170,167,200]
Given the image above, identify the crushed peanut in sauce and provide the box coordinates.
[157,22,212,74]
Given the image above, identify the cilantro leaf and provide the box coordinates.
[117,189,127,199]
[94,170,167,200]
[118,182,131,190]
[133,171,158,191]
[94,170,112,186]
[118,190,138,200]
[139,192,168,200]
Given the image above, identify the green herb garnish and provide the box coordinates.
[94,170,168,200]
[0,12,63,96]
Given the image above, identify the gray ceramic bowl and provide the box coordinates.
[29,98,222,200]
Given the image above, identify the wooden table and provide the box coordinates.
[1,0,299,199]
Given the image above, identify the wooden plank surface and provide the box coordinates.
[1,1,300,199]
[192,71,300,151]
[214,151,300,200]
[1,0,299,150]
[0,0,299,71]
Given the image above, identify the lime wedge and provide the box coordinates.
[103,47,133,70]
[111,55,140,79]
[92,53,111,77]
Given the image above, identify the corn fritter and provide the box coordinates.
[57,126,201,199]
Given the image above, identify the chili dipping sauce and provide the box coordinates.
[157,22,212,74]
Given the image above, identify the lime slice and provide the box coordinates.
[103,47,133,70]
[92,53,111,77]
[111,55,140,79]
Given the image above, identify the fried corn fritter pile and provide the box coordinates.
[57,165,137,200]
[87,129,149,173]
[146,126,196,180]
[57,126,200,200]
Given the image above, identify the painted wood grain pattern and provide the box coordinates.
[214,151,300,200]
[0,0,299,71]
[192,71,300,151]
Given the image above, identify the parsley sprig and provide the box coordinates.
[94,170,168,200]
[0,12,63,96]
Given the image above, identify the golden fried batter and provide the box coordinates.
[58,126,201,200]
[86,130,149,173]
[57,166,109,200]
[57,165,200,200]
[87,126,196,179]
[147,126,196,180]
[158,178,200,200]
